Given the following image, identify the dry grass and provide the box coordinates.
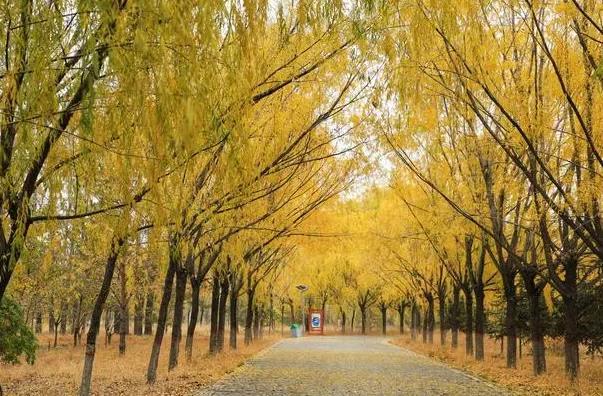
[391,332,603,396]
[0,327,280,396]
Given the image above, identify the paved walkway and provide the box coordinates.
[197,336,509,395]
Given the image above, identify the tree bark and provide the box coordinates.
[217,275,229,352]
[474,286,485,361]
[397,303,405,335]
[523,272,546,375]
[504,280,518,369]
[253,304,261,340]
[410,303,417,340]
[79,237,124,396]
[451,286,460,348]
[118,307,127,355]
[168,266,187,370]
[185,280,201,360]
[209,274,221,353]
[144,291,154,335]
[134,295,144,336]
[360,306,367,335]
[146,250,177,384]
[244,286,255,345]
[380,305,387,335]
[230,287,239,349]
[463,289,474,355]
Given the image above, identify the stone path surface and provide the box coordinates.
[197,336,510,395]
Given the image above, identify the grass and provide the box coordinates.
[0,327,280,396]
[391,332,603,396]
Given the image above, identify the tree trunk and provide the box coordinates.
[118,306,127,355]
[438,298,446,346]
[341,307,346,334]
[253,304,261,340]
[524,276,546,375]
[35,312,42,334]
[451,286,460,348]
[474,287,485,361]
[79,237,124,396]
[144,291,154,335]
[49,308,55,334]
[60,303,67,334]
[230,286,239,349]
[244,287,255,345]
[421,306,428,343]
[168,266,187,370]
[146,252,177,384]
[463,289,474,355]
[269,292,274,335]
[360,306,367,335]
[350,308,355,333]
[504,283,518,369]
[53,321,60,347]
[397,303,405,335]
[217,276,229,352]
[380,305,387,335]
[563,292,579,379]
[410,303,417,340]
[134,295,144,336]
[209,275,221,353]
[185,280,201,360]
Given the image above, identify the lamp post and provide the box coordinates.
[295,284,308,336]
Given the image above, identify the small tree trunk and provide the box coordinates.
[146,252,177,385]
[53,321,60,347]
[209,275,221,353]
[360,306,367,335]
[144,291,154,335]
[438,299,446,346]
[269,292,274,335]
[451,286,460,349]
[504,283,518,369]
[474,287,485,361]
[230,287,239,349]
[253,304,261,340]
[79,237,124,396]
[168,266,187,370]
[35,312,42,334]
[341,307,347,334]
[563,293,580,379]
[427,296,435,344]
[410,303,417,340]
[350,309,355,334]
[244,286,255,345]
[217,276,229,352]
[118,307,127,355]
[422,306,428,343]
[464,289,474,356]
[60,303,68,334]
[380,305,387,335]
[134,296,144,336]
[185,280,201,360]
[398,304,405,335]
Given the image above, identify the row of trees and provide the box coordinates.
[0,1,381,395]
[365,0,603,383]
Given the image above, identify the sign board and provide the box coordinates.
[307,309,324,335]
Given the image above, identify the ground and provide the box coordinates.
[197,336,508,395]
[0,331,278,395]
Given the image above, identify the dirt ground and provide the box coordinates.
[0,328,279,396]
[391,332,603,396]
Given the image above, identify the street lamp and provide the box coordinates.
[296,284,309,336]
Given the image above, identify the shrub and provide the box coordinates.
[0,297,37,364]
